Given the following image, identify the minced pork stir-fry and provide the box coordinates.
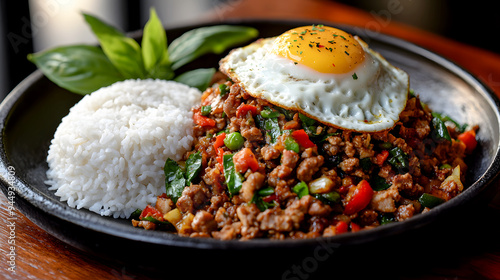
[131,77,477,240]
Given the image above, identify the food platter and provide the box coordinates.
[1,20,499,275]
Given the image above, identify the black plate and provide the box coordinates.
[1,20,500,277]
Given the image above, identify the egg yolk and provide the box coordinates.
[270,25,365,74]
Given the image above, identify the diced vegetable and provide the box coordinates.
[219,83,229,96]
[441,165,463,192]
[291,129,315,148]
[260,107,280,118]
[201,105,211,116]
[418,193,445,208]
[194,112,216,127]
[292,181,309,198]
[175,213,194,234]
[164,208,182,225]
[130,209,142,220]
[344,180,374,215]
[458,130,477,154]
[335,221,348,234]
[224,132,245,150]
[232,148,259,173]
[308,176,334,194]
[375,150,389,165]
[223,154,243,195]
[213,132,226,150]
[139,205,163,221]
[236,104,258,118]
[285,135,300,153]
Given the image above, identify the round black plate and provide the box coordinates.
[1,20,500,277]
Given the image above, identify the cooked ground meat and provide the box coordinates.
[133,79,473,240]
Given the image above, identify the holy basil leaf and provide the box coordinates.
[431,112,452,142]
[164,158,186,203]
[141,8,171,76]
[27,45,123,95]
[83,13,146,79]
[185,152,202,185]
[223,154,243,195]
[174,68,216,91]
[168,25,258,70]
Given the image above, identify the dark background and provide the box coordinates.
[1,0,499,100]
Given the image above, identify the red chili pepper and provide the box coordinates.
[213,132,226,150]
[350,222,361,233]
[344,180,373,215]
[139,205,163,220]
[233,148,259,173]
[457,130,477,154]
[193,112,216,127]
[291,129,316,148]
[335,221,348,234]
[236,104,258,118]
[262,194,277,203]
[375,150,389,165]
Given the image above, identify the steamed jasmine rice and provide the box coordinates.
[45,79,200,218]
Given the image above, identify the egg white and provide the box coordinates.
[219,37,409,132]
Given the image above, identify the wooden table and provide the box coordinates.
[2,0,500,279]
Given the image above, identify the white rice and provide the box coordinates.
[45,79,201,218]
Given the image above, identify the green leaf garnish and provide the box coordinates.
[27,8,258,95]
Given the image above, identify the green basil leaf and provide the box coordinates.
[223,154,243,195]
[141,8,171,77]
[264,117,281,143]
[27,45,123,95]
[168,25,258,70]
[164,158,186,203]
[174,68,215,91]
[185,152,202,185]
[83,13,146,79]
[299,113,316,127]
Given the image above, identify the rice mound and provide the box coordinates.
[46,79,200,218]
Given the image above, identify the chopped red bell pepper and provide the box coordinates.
[139,205,163,220]
[213,132,226,150]
[216,147,224,173]
[343,180,374,215]
[457,130,477,153]
[233,148,259,173]
[194,112,216,127]
[335,221,348,234]
[236,104,258,118]
[291,129,316,148]
[375,150,389,165]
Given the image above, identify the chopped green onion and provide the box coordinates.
[201,105,211,116]
[219,83,229,96]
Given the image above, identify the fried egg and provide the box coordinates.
[219,25,409,132]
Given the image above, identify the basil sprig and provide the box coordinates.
[27,8,258,94]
